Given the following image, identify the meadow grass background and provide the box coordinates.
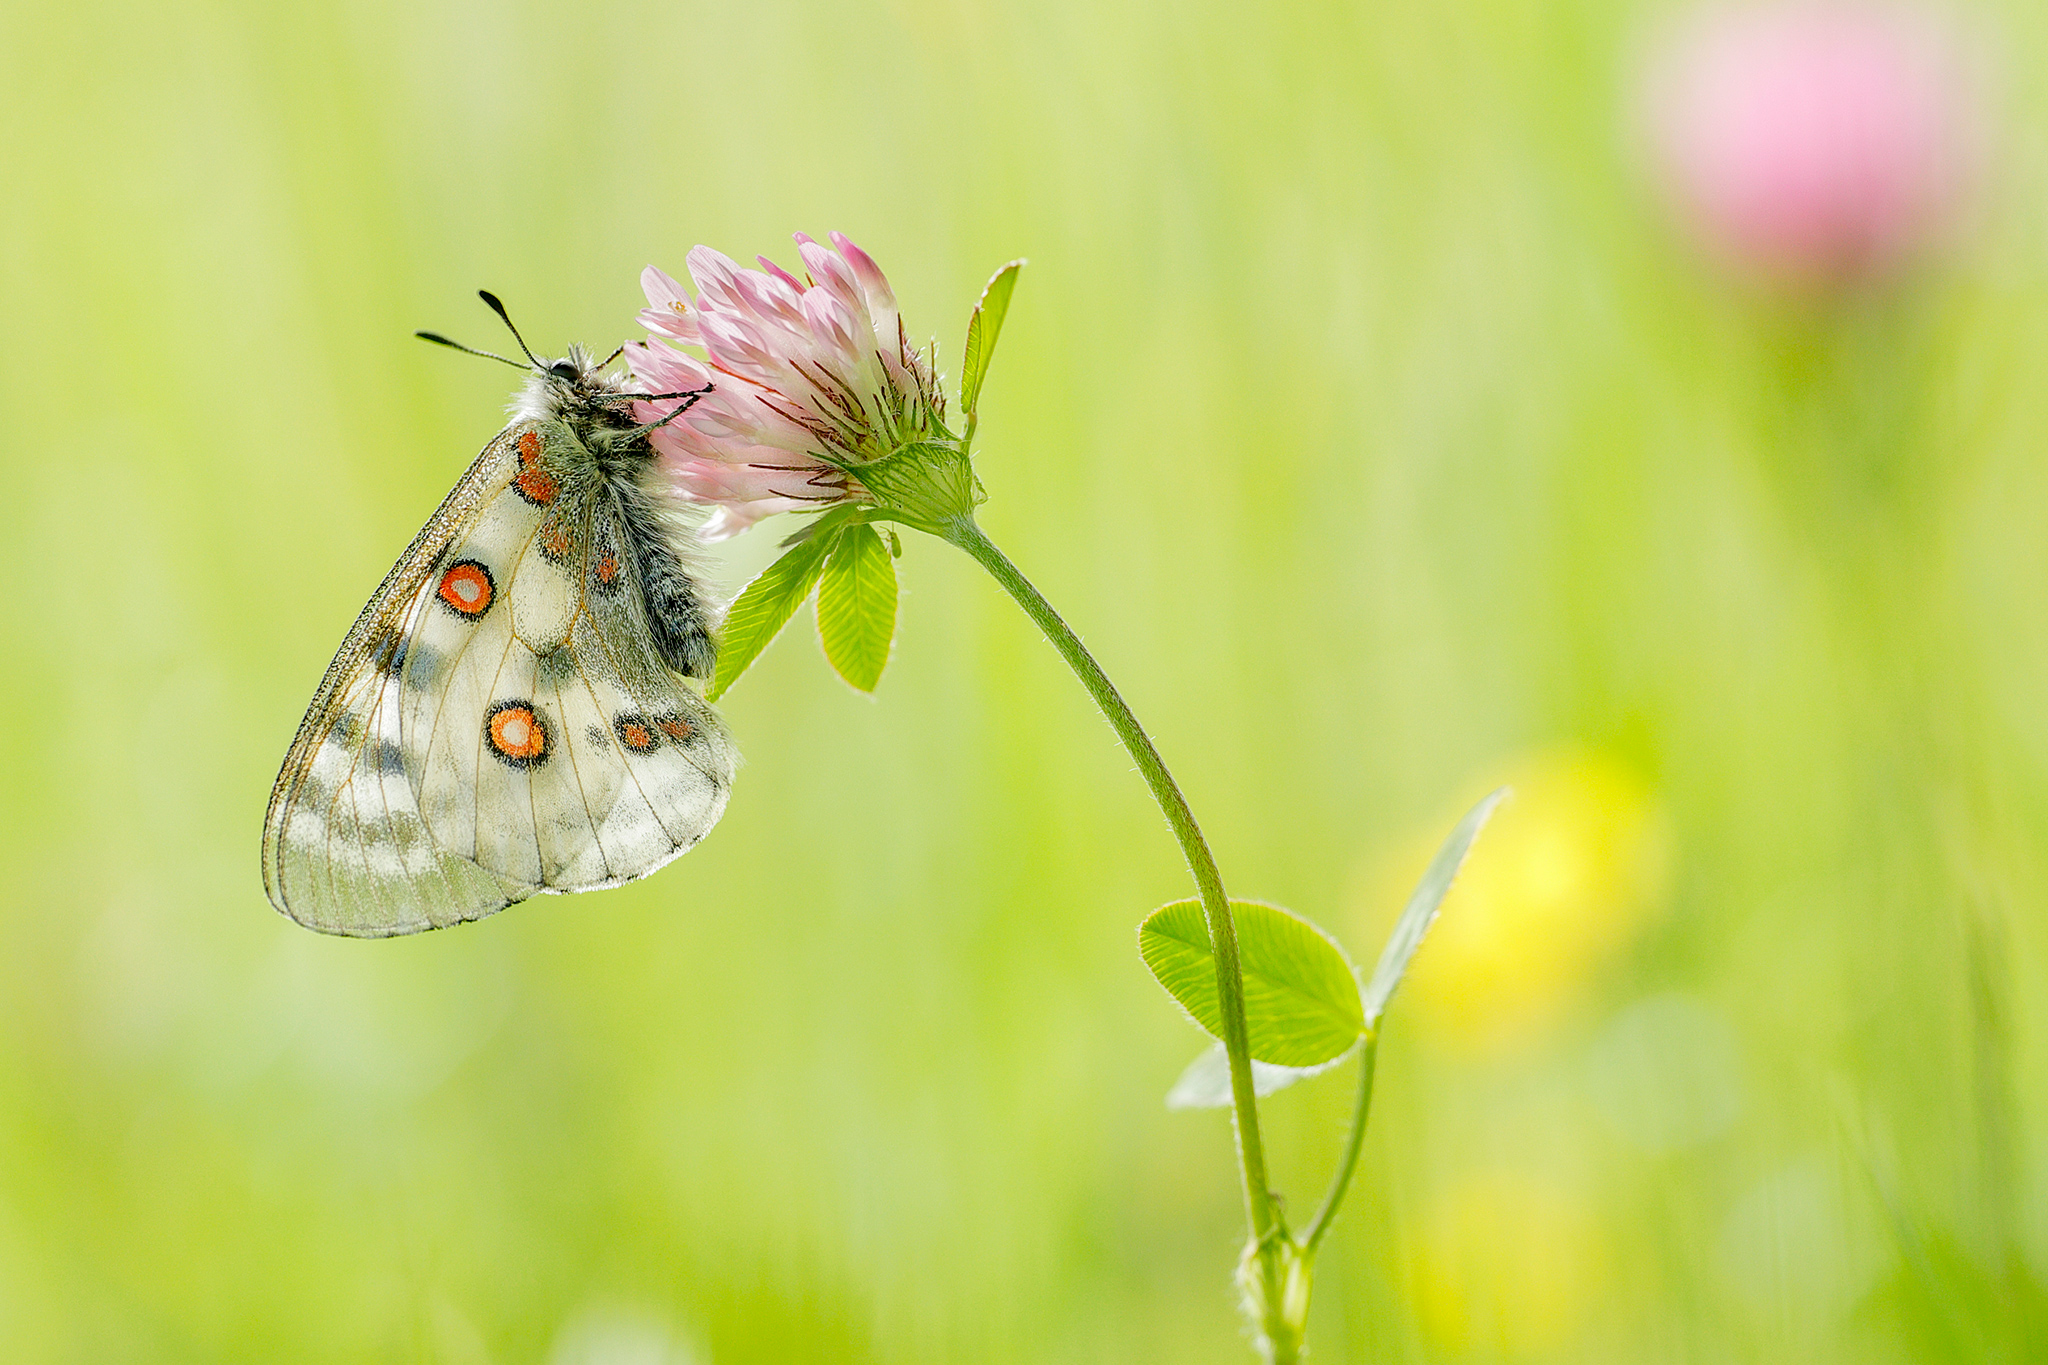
[5,0,2048,1360]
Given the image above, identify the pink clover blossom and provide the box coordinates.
[1643,1,1980,287]
[628,233,947,540]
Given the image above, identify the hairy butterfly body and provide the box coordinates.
[263,308,735,937]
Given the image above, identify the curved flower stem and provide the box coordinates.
[1302,1034,1379,1252]
[942,514,1278,1244]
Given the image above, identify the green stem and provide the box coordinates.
[943,515,1278,1242]
[1302,1034,1379,1252]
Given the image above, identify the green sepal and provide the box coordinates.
[852,440,981,532]
[1362,788,1507,1026]
[708,512,859,701]
[1139,899,1365,1068]
[960,259,1024,423]
[815,522,897,692]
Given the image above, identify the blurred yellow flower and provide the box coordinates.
[1356,748,1671,1051]
[1411,1170,1608,1356]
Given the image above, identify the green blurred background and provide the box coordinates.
[5,0,2047,1359]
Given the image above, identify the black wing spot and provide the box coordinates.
[368,628,402,675]
[535,645,581,687]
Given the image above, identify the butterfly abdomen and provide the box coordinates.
[549,366,719,681]
[640,549,716,678]
[613,475,717,680]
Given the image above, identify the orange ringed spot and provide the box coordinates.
[594,552,619,586]
[486,700,550,767]
[655,715,694,743]
[517,430,543,465]
[613,714,659,753]
[436,560,494,617]
[537,522,571,560]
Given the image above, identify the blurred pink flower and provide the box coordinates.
[1643,2,1980,287]
[628,233,946,539]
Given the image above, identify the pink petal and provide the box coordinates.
[639,310,700,344]
[641,264,690,312]
[626,340,712,393]
[1644,1,1976,284]
[795,237,862,314]
[799,289,861,361]
[830,232,899,315]
[686,245,751,312]
[757,255,807,292]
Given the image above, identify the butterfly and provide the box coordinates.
[262,292,738,937]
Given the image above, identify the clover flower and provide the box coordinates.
[628,233,952,539]
[1642,2,1981,288]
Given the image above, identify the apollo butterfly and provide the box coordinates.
[262,293,737,936]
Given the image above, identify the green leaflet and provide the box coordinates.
[1361,788,1507,1026]
[707,515,851,701]
[815,522,897,692]
[1163,1042,1353,1111]
[1139,899,1365,1068]
[960,259,1025,423]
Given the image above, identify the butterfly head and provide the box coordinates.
[418,293,642,429]
[517,343,638,426]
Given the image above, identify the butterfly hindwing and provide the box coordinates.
[545,511,734,876]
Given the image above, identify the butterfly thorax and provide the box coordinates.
[498,346,718,681]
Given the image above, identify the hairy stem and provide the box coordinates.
[943,515,1277,1242]
[1303,1034,1380,1252]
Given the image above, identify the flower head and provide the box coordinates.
[1642,2,1981,289]
[628,233,953,539]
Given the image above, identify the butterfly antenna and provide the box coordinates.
[414,330,526,369]
[477,290,545,369]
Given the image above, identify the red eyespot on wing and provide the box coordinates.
[514,465,559,505]
[537,521,571,561]
[594,551,619,587]
[655,715,694,744]
[517,430,543,465]
[485,700,550,767]
[436,560,495,617]
[613,713,659,753]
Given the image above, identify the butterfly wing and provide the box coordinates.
[402,427,735,893]
[263,420,735,936]
[262,427,531,934]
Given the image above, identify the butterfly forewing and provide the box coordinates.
[264,390,736,937]
[263,427,535,934]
